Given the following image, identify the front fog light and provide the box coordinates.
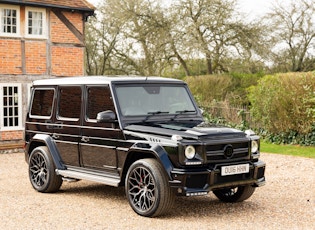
[251,141,259,153]
[185,145,195,159]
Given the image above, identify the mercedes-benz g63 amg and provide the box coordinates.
[25,76,265,217]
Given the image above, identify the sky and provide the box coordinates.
[87,0,275,20]
[237,0,274,18]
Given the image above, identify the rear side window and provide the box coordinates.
[58,86,81,119]
[30,89,54,117]
[87,87,115,120]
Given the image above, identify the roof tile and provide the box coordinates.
[0,0,95,12]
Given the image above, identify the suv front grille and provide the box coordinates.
[206,141,250,163]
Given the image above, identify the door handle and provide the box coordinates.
[81,136,89,142]
[52,133,59,139]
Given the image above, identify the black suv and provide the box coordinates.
[25,76,265,217]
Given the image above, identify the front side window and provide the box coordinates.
[0,84,22,130]
[115,84,196,116]
[87,87,115,120]
[30,89,54,117]
[0,5,20,36]
[58,87,81,119]
[26,7,45,38]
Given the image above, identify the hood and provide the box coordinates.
[124,122,246,140]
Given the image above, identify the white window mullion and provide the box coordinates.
[25,7,46,39]
[0,86,2,129]
[0,4,20,37]
[0,83,22,130]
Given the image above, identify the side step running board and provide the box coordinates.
[56,169,120,187]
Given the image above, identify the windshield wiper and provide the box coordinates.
[171,110,195,121]
[142,111,169,122]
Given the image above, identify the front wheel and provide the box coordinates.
[28,146,62,193]
[125,158,174,217]
[213,185,256,202]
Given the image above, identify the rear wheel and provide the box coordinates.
[213,185,256,202]
[28,146,62,193]
[125,158,174,217]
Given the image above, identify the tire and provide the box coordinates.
[125,158,174,217]
[213,185,256,202]
[28,146,62,193]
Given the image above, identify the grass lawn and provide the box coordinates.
[261,141,315,159]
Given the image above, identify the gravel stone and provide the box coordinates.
[0,152,314,230]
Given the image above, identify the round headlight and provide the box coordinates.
[185,145,196,159]
[251,141,259,153]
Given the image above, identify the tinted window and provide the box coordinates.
[87,87,114,119]
[115,85,196,116]
[58,87,81,119]
[31,89,54,117]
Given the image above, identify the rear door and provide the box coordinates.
[53,86,82,166]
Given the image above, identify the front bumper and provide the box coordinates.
[170,160,266,196]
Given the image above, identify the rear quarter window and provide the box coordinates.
[30,89,54,118]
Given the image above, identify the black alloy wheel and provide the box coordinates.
[29,146,62,193]
[125,158,174,217]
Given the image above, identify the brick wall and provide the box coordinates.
[0,4,89,143]
[0,130,23,141]
[51,46,84,76]
[0,7,85,77]
[0,40,22,74]
[51,11,83,44]
[25,41,47,75]
[50,11,85,76]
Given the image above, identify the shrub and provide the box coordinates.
[248,72,315,136]
[185,75,232,106]
[226,72,264,106]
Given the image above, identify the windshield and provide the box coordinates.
[115,84,197,117]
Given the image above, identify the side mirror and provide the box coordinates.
[96,110,116,123]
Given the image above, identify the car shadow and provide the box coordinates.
[58,181,126,202]
[57,181,263,218]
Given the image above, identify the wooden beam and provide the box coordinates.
[21,39,26,74]
[52,8,84,44]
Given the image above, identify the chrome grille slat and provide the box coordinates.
[205,142,250,163]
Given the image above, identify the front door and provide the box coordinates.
[80,86,122,173]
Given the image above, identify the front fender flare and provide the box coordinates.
[129,143,174,179]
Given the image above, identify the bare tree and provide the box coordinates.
[267,0,315,72]
[85,0,271,76]
[85,0,169,76]
[107,0,171,76]
[170,0,266,75]
[85,4,123,75]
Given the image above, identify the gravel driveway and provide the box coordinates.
[0,152,314,230]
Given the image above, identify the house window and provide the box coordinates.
[26,7,46,38]
[0,84,22,130]
[0,5,20,36]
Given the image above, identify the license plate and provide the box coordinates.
[221,164,249,176]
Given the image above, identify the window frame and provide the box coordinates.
[0,4,20,37]
[25,6,46,39]
[29,88,55,119]
[86,86,115,122]
[57,86,82,121]
[0,83,23,131]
